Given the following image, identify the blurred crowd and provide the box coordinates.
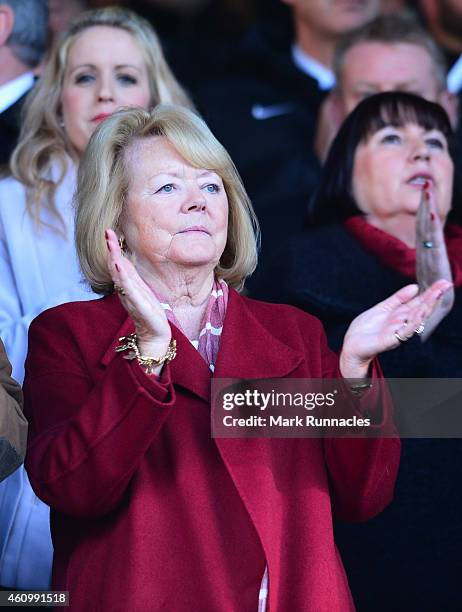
[0,1,462,611]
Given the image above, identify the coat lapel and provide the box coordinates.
[99,289,303,403]
[214,289,303,380]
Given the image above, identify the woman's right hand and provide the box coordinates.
[416,185,454,340]
[105,229,171,358]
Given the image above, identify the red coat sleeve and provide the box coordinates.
[24,310,176,519]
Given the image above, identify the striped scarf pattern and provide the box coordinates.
[158,278,228,372]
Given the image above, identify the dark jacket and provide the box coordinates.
[195,23,324,228]
[24,289,398,611]
[258,223,462,611]
[0,93,28,168]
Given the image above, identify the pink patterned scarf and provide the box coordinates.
[156,278,229,372]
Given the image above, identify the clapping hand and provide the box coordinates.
[416,184,454,340]
[339,279,453,380]
[105,229,171,365]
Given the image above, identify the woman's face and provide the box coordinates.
[121,136,229,278]
[61,25,151,157]
[352,121,454,232]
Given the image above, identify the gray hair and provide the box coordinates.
[334,11,448,93]
[4,0,48,68]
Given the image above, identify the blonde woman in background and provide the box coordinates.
[0,6,192,592]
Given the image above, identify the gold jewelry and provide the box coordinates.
[115,333,177,374]
[114,284,126,296]
[118,235,126,252]
[394,330,407,343]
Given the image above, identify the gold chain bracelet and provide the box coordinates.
[115,333,177,374]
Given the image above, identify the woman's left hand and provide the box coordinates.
[339,280,453,379]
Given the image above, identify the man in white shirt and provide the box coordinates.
[0,0,48,166]
[283,0,380,89]
[197,0,381,296]
[199,0,381,199]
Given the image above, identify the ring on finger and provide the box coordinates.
[114,284,126,296]
[415,322,425,336]
[394,330,408,344]
[422,240,433,248]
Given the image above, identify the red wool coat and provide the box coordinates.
[24,290,400,611]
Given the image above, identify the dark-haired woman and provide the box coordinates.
[260,92,462,611]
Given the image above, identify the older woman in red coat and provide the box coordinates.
[23,106,449,611]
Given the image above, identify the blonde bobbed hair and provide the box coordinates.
[75,105,260,294]
[10,6,193,235]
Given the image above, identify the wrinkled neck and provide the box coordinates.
[137,262,215,339]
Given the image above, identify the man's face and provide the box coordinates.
[283,0,381,36]
[339,42,443,114]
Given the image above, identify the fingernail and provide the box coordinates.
[436,286,451,299]
[423,180,430,190]
[115,263,120,272]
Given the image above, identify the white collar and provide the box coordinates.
[291,44,335,91]
[0,72,34,114]
[447,55,462,94]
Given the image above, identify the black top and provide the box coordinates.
[195,24,324,288]
[0,93,28,168]
[196,24,324,205]
[256,223,462,611]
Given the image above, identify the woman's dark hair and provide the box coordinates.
[308,91,461,225]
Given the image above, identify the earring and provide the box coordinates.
[118,235,126,252]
